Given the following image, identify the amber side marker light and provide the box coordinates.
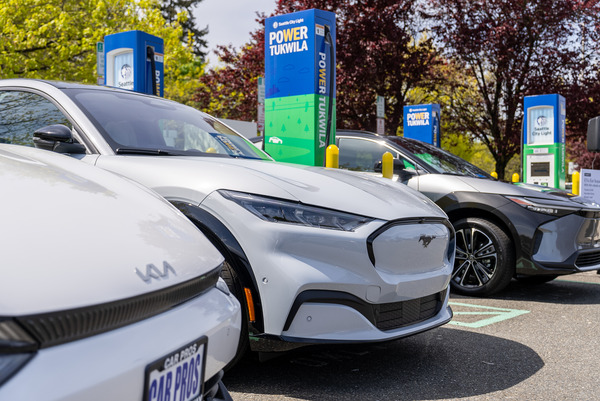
[244,287,256,323]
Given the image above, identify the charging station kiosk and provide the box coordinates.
[104,30,164,97]
[403,104,441,146]
[523,94,566,189]
[264,9,336,166]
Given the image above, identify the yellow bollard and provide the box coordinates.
[382,152,393,179]
[512,173,519,183]
[325,144,339,168]
[491,172,498,179]
[572,171,580,195]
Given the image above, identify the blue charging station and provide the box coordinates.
[264,9,336,166]
[403,104,441,146]
[104,30,164,97]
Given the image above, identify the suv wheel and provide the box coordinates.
[221,261,250,369]
[452,217,514,296]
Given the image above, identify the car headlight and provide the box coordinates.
[216,277,231,296]
[219,190,373,231]
[505,196,578,216]
[0,319,37,386]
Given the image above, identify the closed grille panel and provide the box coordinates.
[576,251,600,267]
[375,289,446,331]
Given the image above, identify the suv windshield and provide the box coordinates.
[388,136,492,178]
[65,88,271,160]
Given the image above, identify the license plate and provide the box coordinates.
[143,337,207,401]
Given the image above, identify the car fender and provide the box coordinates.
[170,201,264,334]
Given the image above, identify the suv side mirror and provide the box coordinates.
[374,159,408,174]
[587,116,600,152]
[33,125,86,154]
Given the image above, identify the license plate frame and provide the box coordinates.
[142,336,207,401]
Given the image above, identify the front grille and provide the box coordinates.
[13,266,221,349]
[284,288,448,333]
[375,289,446,331]
[576,251,600,267]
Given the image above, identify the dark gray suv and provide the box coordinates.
[336,130,600,296]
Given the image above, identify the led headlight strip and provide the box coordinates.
[505,196,578,216]
[0,319,37,386]
[219,190,373,231]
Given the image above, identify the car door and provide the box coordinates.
[336,136,421,190]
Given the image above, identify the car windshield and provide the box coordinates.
[387,136,492,178]
[65,88,271,160]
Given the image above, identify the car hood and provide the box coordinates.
[1,145,223,315]
[92,155,447,221]
[446,175,600,210]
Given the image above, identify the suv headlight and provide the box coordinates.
[505,196,578,216]
[219,190,373,231]
[215,277,231,296]
[0,319,37,386]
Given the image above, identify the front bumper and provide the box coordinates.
[0,288,241,400]
[203,192,454,346]
[529,213,600,274]
[280,288,452,343]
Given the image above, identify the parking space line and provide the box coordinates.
[448,302,530,328]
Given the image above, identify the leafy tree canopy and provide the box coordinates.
[160,0,208,59]
[424,0,600,179]
[0,0,203,103]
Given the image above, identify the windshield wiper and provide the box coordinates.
[115,147,176,156]
[229,154,264,160]
[441,172,465,176]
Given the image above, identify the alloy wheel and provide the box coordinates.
[453,227,498,289]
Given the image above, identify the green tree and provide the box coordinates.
[0,0,202,102]
[404,59,498,173]
[160,0,208,59]
[424,0,600,181]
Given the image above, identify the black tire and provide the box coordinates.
[451,217,514,296]
[515,275,559,285]
[220,260,250,370]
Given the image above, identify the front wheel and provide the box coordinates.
[451,217,514,296]
[220,261,250,370]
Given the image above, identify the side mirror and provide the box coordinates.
[33,125,86,154]
[587,116,600,152]
[374,159,413,175]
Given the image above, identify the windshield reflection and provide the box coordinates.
[388,137,492,178]
[66,89,271,161]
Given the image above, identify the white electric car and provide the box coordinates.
[0,144,241,400]
[0,79,454,364]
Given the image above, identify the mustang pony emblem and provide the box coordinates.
[418,235,436,248]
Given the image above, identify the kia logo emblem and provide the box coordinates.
[135,261,177,283]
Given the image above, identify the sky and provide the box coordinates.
[192,0,277,65]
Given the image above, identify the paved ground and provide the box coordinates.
[224,271,600,400]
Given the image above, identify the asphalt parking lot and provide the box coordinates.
[225,271,600,400]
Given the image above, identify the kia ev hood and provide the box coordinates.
[1,145,223,315]
[93,155,447,221]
